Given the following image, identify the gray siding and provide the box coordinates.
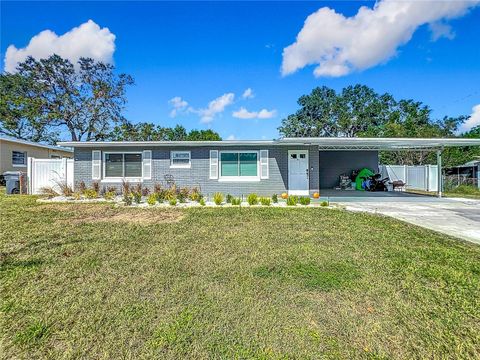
[318,151,379,189]
[74,145,320,197]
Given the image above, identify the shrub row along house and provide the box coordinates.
[58,138,480,197]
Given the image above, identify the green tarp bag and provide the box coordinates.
[355,168,375,191]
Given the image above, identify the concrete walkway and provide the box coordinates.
[338,197,480,244]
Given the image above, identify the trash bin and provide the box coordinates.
[3,171,21,194]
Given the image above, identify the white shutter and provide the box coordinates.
[92,150,101,180]
[260,150,269,179]
[209,150,218,179]
[143,150,152,180]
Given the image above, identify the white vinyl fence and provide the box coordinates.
[380,165,438,192]
[27,157,74,195]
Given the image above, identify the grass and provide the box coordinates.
[1,193,480,359]
[445,184,480,199]
[407,184,480,199]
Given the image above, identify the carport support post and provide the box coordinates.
[437,149,443,198]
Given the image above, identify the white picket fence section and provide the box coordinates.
[380,165,438,192]
[27,157,74,195]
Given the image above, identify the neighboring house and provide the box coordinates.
[58,138,480,196]
[0,136,73,174]
[445,159,480,188]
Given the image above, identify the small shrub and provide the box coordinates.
[169,198,177,206]
[142,187,150,196]
[104,191,116,201]
[122,180,131,195]
[73,192,82,200]
[226,194,233,203]
[213,192,224,205]
[272,194,278,203]
[133,191,142,204]
[155,189,166,202]
[133,183,142,194]
[106,186,117,193]
[178,187,190,202]
[287,195,298,206]
[123,192,133,206]
[320,201,329,207]
[92,181,100,194]
[189,187,202,202]
[260,197,271,206]
[199,198,206,206]
[147,193,157,206]
[299,197,311,206]
[231,197,241,206]
[78,181,86,193]
[164,188,177,201]
[83,189,98,199]
[154,183,162,194]
[247,193,258,206]
[52,179,73,196]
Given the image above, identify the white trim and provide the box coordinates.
[143,150,152,180]
[218,150,260,182]
[288,150,309,196]
[209,150,218,179]
[92,150,101,180]
[170,150,191,169]
[260,149,269,179]
[100,178,143,183]
[103,151,143,180]
[12,150,27,167]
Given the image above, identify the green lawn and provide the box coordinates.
[1,194,480,359]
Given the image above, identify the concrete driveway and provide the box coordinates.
[321,191,480,244]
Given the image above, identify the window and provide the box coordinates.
[219,151,259,180]
[104,153,142,178]
[12,151,27,166]
[170,151,191,168]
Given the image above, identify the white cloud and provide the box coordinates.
[242,88,254,99]
[4,20,116,73]
[459,104,480,133]
[226,134,236,140]
[197,93,235,124]
[168,96,189,117]
[232,107,277,119]
[429,21,456,41]
[282,0,479,77]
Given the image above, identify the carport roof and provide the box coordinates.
[279,137,480,150]
[58,137,480,150]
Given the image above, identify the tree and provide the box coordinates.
[109,122,222,141]
[279,84,470,165]
[186,129,221,141]
[1,54,134,142]
[0,73,57,143]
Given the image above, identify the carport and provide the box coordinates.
[279,137,480,198]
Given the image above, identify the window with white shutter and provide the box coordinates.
[92,150,101,180]
[143,150,152,180]
[260,150,269,179]
[209,150,218,179]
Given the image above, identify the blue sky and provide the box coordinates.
[1,1,480,140]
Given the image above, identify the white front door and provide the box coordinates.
[288,150,309,195]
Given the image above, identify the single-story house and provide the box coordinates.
[0,135,73,174]
[58,138,480,196]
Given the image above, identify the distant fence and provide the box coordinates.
[380,165,438,192]
[444,175,479,191]
[27,157,74,195]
